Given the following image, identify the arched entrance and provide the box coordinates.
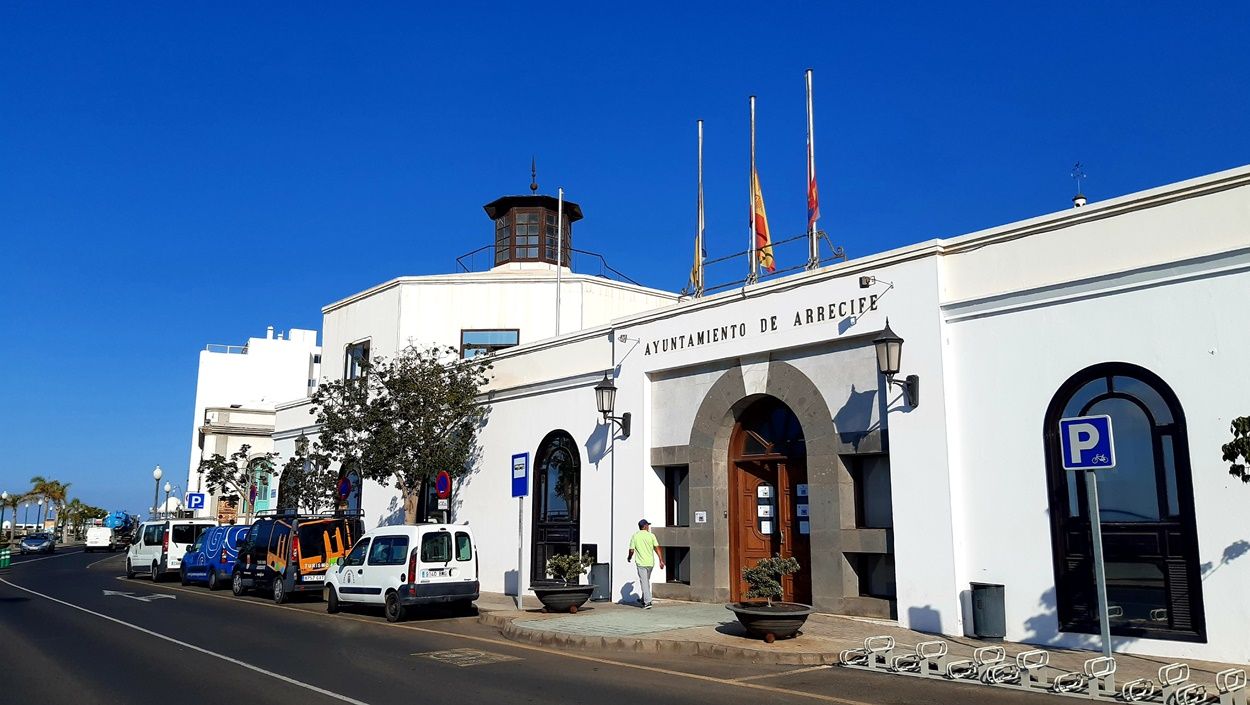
[729,397,812,604]
[531,430,581,582]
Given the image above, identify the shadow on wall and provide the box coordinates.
[378,494,404,528]
[618,581,639,605]
[1201,539,1250,580]
[907,604,944,635]
[833,384,879,451]
[585,422,610,466]
[1019,587,1138,651]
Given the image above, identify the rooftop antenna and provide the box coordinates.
[530,156,539,193]
[1071,162,1087,208]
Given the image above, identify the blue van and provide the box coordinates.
[180,525,249,590]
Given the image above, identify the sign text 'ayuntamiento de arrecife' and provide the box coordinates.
[641,293,881,356]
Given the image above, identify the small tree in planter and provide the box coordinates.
[742,555,800,607]
[727,554,812,643]
[531,553,597,613]
[546,553,595,586]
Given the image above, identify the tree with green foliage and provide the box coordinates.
[742,555,801,606]
[197,444,279,520]
[311,344,492,524]
[276,435,339,513]
[1224,416,1250,483]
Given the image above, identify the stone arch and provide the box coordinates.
[684,359,845,611]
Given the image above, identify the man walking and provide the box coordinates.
[627,518,664,608]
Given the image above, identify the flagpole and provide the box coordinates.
[556,187,564,336]
[696,119,705,298]
[748,95,758,285]
[806,68,819,271]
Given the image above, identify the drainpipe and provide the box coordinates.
[609,329,617,598]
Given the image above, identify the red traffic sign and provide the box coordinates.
[435,471,452,499]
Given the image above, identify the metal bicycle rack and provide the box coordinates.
[836,635,1247,703]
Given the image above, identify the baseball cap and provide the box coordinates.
[638,519,650,528]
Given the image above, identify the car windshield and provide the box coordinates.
[26,534,49,541]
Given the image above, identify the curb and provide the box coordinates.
[478,611,839,666]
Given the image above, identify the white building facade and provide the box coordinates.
[184,327,320,520]
[429,165,1249,664]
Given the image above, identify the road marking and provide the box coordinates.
[732,665,834,682]
[5,548,84,566]
[103,589,176,602]
[413,648,522,667]
[141,580,874,705]
[0,577,373,705]
[87,553,125,570]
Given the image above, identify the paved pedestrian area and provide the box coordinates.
[514,601,733,636]
[476,592,1245,684]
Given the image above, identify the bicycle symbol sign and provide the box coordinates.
[1058,415,1117,471]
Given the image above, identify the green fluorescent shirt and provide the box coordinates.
[629,530,659,567]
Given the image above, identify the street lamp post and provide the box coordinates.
[152,466,163,520]
[164,482,172,519]
[37,498,44,531]
[23,503,30,532]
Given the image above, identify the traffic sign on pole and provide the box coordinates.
[512,452,529,610]
[435,471,452,499]
[1060,414,1116,658]
[185,493,206,511]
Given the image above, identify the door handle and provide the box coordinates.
[779,529,785,544]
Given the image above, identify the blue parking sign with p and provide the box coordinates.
[185,492,206,510]
[1059,415,1116,471]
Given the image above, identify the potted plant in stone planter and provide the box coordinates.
[531,553,596,613]
[726,555,814,643]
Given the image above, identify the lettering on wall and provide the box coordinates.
[641,293,880,356]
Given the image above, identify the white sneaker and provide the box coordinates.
[643,603,653,609]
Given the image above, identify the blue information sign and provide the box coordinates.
[185,493,206,510]
[511,453,529,498]
[1058,415,1117,471]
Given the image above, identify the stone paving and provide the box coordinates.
[513,601,733,636]
[476,592,1245,681]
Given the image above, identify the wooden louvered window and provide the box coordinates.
[1043,364,1205,642]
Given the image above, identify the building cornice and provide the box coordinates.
[322,271,679,315]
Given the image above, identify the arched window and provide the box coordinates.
[1043,363,1205,641]
[531,431,581,582]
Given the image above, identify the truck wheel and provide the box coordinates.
[207,570,220,591]
[125,560,136,579]
[273,578,288,605]
[326,587,340,614]
[150,562,161,582]
[232,571,247,596]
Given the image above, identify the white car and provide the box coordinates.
[325,524,479,622]
[126,519,217,581]
[85,526,116,552]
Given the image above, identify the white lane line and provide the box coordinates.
[88,553,125,570]
[732,665,834,682]
[7,548,84,566]
[0,577,372,705]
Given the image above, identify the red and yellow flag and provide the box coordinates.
[752,170,775,273]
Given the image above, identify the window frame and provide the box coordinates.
[460,328,520,359]
[343,538,371,567]
[420,531,453,563]
[344,339,371,380]
[1042,362,1205,642]
[366,536,410,566]
[492,207,573,265]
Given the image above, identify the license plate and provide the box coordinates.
[301,574,325,582]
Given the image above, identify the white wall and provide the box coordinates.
[184,328,319,492]
[940,166,1250,663]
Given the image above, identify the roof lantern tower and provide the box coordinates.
[483,160,583,270]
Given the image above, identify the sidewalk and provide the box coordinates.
[474,592,1242,684]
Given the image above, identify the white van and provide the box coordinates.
[85,526,116,552]
[126,518,217,581]
[324,524,478,622]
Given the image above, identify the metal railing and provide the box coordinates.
[454,246,643,286]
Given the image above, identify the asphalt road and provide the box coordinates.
[1,550,1052,705]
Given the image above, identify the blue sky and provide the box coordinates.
[1,3,1247,516]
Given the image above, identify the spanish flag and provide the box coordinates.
[753,169,775,273]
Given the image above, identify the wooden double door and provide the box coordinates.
[730,458,812,604]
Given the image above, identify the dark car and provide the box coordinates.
[231,511,363,604]
[18,533,55,555]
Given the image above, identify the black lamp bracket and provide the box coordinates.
[886,374,920,408]
[604,412,632,439]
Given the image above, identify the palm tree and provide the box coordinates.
[3,492,26,545]
[28,477,70,538]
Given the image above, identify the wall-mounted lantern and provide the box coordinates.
[594,373,632,439]
[873,318,919,407]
